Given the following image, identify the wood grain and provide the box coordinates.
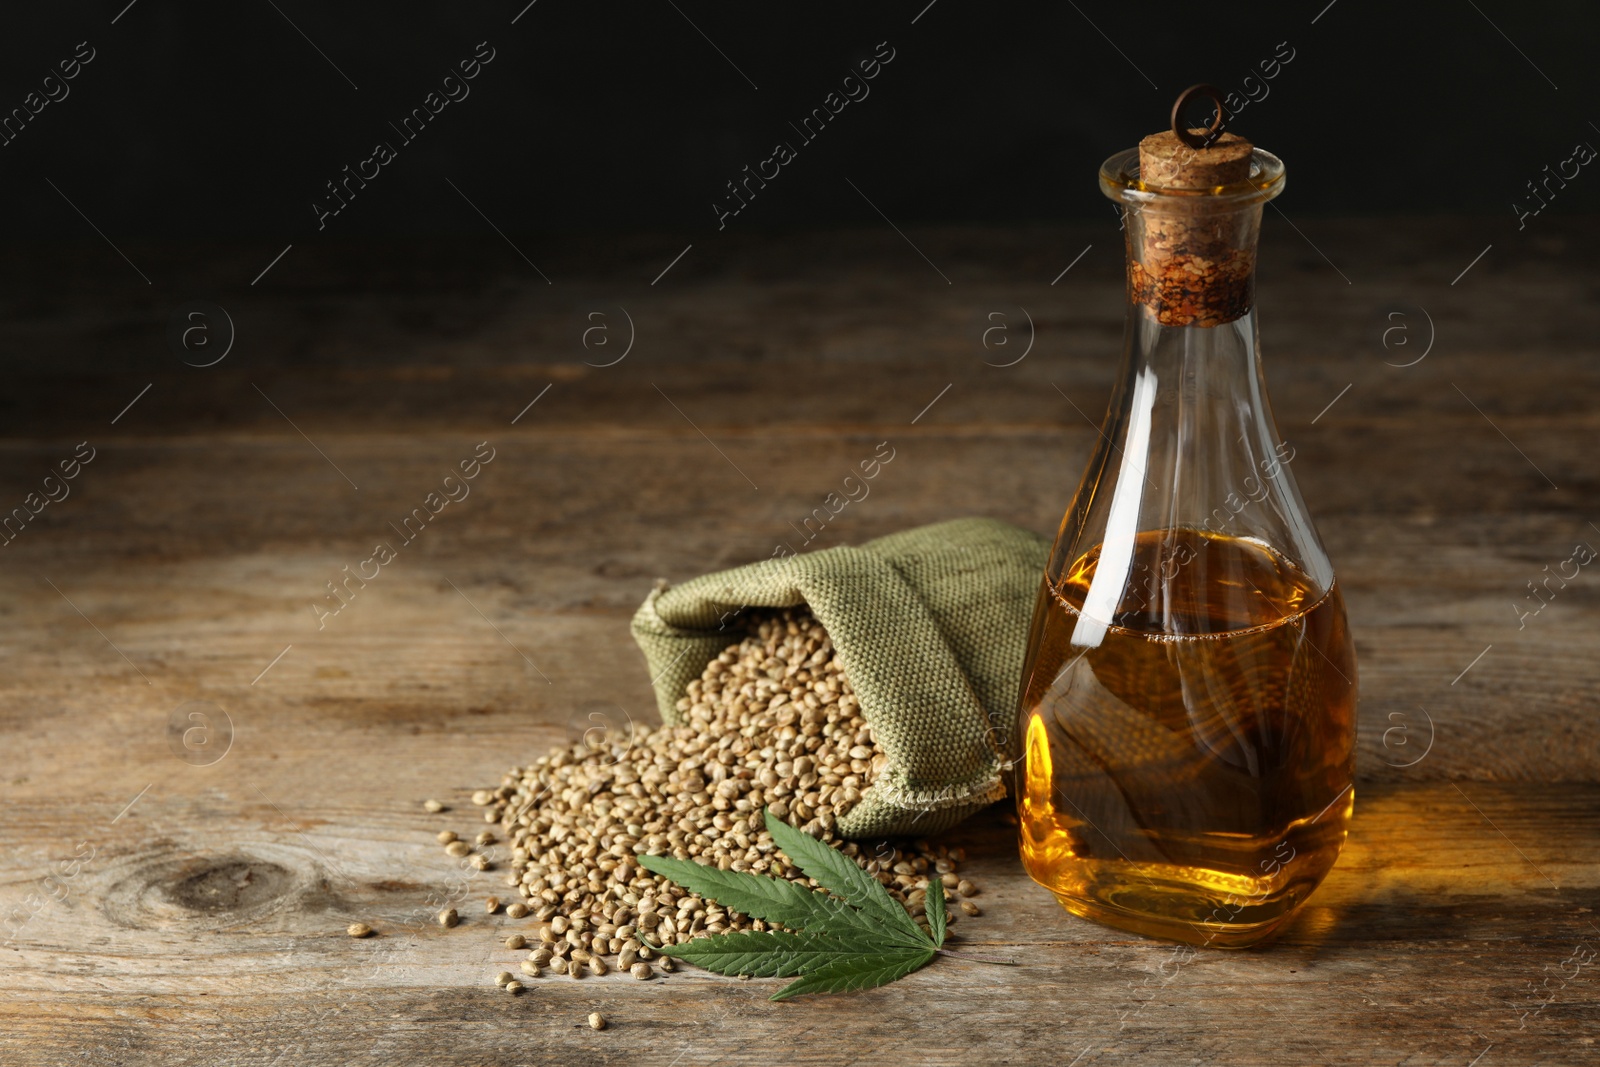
[1,224,1597,1064]
[1,787,1596,1065]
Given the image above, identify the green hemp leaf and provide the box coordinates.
[637,808,947,1000]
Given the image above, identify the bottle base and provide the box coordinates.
[1045,886,1294,949]
[1023,851,1330,949]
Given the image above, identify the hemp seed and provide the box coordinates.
[451,610,983,983]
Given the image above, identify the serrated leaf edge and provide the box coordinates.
[769,946,937,1001]
[652,927,933,980]
[636,853,877,936]
[761,808,928,944]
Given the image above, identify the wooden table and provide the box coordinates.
[2,223,1596,1064]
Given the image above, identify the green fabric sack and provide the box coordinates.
[630,517,1050,838]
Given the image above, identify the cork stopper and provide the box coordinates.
[1118,84,1265,328]
[1138,130,1253,191]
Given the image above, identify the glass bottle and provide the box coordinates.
[1011,110,1357,949]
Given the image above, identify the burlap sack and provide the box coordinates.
[630,517,1049,838]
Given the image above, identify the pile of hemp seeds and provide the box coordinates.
[424,609,982,990]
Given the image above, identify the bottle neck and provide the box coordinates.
[1121,197,1263,328]
[1055,300,1335,643]
[1098,142,1285,329]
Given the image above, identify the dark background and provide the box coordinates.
[0,0,1593,240]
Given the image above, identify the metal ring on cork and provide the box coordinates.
[1170,83,1229,150]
